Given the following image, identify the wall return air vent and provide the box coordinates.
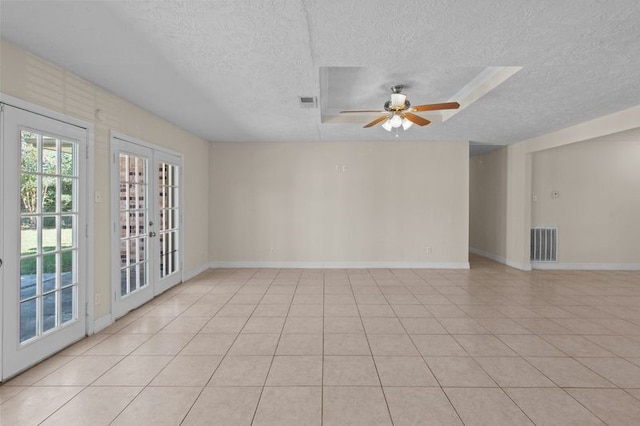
[298,96,318,108]
[531,227,558,262]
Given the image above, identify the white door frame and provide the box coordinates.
[110,131,184,319]
[0,93,94,381]
[152,149,184,295]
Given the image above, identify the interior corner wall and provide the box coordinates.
[531,129,640,266]
[470,106,640,271]
[469,146,509,262]
[209,140,470,267]
[0,39,211,319]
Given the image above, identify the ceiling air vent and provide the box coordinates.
[299,96,317,108]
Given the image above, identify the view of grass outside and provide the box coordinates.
[18,132,79,341]
[20,228,73,275]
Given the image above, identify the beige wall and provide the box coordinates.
[531,129,640,264]
[210,141,470,267]
[1,39,211,319]
[504,107,640,269]
[469,146,508,261]
[470,107,640,270]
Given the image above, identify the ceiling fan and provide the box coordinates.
[340,85,460,132]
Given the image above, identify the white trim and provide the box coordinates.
[531,262,640,271]
[506,259,532,271]
[84,121,95,336]
[210,261,470,269]
[469,247,532,271]
[0,94,91,130]
[0,102,5,380]
[183,262,211,281]
[469,247,507,265]
[92,314,114,333]
[152,149,184,294]
[111,131,182,157]
[109,131,185,318]
[1,93,96,337]
[109,136,154,318]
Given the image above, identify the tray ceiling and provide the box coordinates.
[1,0,639,148]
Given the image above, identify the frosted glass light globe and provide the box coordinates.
[390,114,403,128]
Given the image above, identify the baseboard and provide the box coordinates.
[469,247,507,264]
[209,261,470,269]
[469,247,532,271]
[506,259,532,271]
[531,262,640,271]
[183,262,212,281]
[93,314,113,334]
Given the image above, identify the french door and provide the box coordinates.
[1,104,88,380]
[111,134,182,319]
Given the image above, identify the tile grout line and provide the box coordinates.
[113,269,248,425]
[35,269,240,425]
[416,268,624,425]
[6,261,640,425]
[248,268,301,426]
[390,268,467,425]
[356,269,395,426]
[321,271,325,426]
[178,268,262,425]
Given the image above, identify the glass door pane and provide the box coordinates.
[2,104,87,381]
[158,162,179,279]
[153,151,182,295]
[111,135,182,317]
[118,153,149,297]
[19,130,79,343]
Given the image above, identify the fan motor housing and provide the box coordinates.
[384,100,411,111]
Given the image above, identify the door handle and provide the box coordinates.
[149,232,157,237]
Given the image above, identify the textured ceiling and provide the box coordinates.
[1,0,639,148]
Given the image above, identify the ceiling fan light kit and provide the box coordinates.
[340,85,460,135]
[389,114,403,128]
[401,118,413,130]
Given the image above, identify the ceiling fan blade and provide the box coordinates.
[411,101,460,112]
[340,109,386,113]
[404,112,431,126]
[363,115,390,128]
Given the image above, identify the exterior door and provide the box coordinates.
[1,105,88,381]
[153,151,182,294]
[111,135,182,319]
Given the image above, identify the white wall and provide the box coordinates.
[531,129,640,266]
[210,140,470,267]
[1,39,211,318]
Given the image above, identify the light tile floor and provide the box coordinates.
[2,255,640,425]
